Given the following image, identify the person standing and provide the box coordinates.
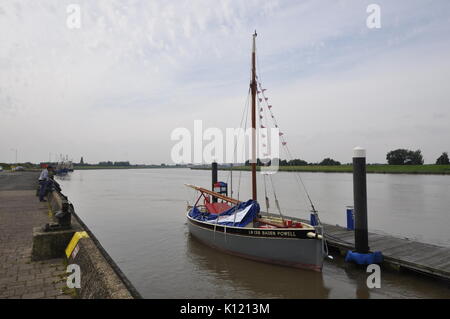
[38,165,54,202]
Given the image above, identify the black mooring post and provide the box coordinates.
[212,162,218,203]
[353,147,369,254]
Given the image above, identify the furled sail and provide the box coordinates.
[189,200,260,227]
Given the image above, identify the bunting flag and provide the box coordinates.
[257,81,287,142]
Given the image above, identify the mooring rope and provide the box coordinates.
[269,174,285,222]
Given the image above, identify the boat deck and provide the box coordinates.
[267,213,450,281]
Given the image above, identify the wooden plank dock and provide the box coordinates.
[274,213,450,281]
[318,222,450,281]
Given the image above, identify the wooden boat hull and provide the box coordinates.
[187,213,324,272]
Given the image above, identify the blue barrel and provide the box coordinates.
[310,213,318,226]
[346,206,354,230]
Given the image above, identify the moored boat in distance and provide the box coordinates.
[55,156,74,175]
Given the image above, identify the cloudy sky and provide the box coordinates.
[1,0,449,165]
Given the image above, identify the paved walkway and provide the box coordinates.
[0,172,72,299]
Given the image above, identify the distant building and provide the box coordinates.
[80,157,84,165]
[113,161,130,166]
[99,161,113,166]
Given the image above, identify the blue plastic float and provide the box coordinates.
[345,251,383,265]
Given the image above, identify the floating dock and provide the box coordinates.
[295,216,450,281]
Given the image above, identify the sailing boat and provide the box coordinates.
[185,32,326,271]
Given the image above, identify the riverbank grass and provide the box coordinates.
[193,164,450,174]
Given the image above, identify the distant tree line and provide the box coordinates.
[98,161,131,166]
[436,152,449,165]
[73,161,173,167]
[386,149,424,165]
[242,149,450,166]
[245,157,341,166]
[386,149,449,165]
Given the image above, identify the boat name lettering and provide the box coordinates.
[248,230,296,237]
[276,231,296,237]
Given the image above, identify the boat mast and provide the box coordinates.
[251,31,257,201]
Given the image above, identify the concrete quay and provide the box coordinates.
[0,171,140,299]
[0,171,72,299]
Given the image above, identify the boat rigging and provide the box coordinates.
[184,32,327,271]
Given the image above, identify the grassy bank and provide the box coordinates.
[74,165,159,170]
[192,164,450,175]
[0,163,40,171]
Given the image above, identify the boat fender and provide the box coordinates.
[345,251,383,265]
[307,232,323,240]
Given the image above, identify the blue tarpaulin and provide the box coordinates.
[189,200,260,227]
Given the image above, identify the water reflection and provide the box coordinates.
[56,174,71,181]
[57,169,450,298]
[342,264,371,299]
[186,233,331,298]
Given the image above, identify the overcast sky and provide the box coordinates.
[1,0,449,165]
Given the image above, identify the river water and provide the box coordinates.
[57,168,450,298]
